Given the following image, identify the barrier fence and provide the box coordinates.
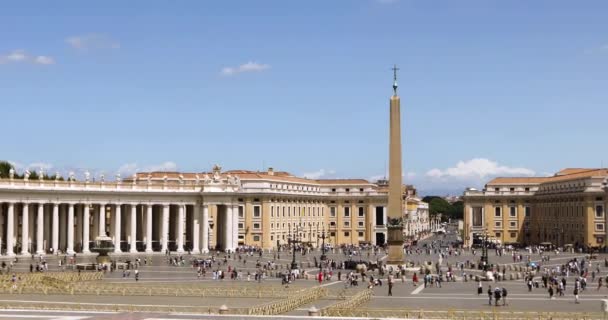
[245,286,328,315]
[320,288,373,315]
[319,308,606,320]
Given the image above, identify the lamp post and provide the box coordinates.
[481,229,489,271]
[318,228,328,262]
[288,226,301,270]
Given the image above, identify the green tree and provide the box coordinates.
[0,161,14,178]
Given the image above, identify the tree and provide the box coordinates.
[0,161,14,178]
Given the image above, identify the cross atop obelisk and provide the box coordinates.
[386,64,404,265]
[392,64,399,95]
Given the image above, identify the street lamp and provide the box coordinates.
[480,228,489,271]
[318,228,328,262]
[288,226,301,270]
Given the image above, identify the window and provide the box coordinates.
[509,221,517,229]
[510,232,517,238]
[271,206,274,217]
[495,232,501,238]
[331,188,336,192]
[253,206,261,218]
[345,188,350,192]
[330,232,336,237]
[596,223,604,231]
[271,235,274,240]
[344,232,350,237]
[494,188,499,192]
[253,223,260,229]
[495,221,502,228]
[344,207,350,217]
[271,223,273,229]
[238,223,244,229]
[282,207,285,217]
[344,221,350,227]
[494,207,501,217]
[525,207,531,218]
[525,187,530,192]
[358,207,364,217]
[509,188,515,193]
[472,207,483,227]
[358,221,364,227]
[509,207,517,218]
[330,221,336,227]
[359,188,364,192]
[253,235,260,241]
[238,206,244,218]
[330,207,336,217]
[596,205,604,218]
[358,231,364,237]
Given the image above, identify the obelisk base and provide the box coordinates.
[386,243,404,265]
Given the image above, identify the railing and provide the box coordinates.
[0,300,232,314]
[320,308,605,319]
[245,286,328,315]
[321,288,373,315]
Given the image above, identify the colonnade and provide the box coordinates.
[0,201,238,256]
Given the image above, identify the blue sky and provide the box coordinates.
[1,0,607,195]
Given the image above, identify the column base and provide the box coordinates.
[201,249,209,254]
[66,250,75,255]
[6,252,15,257]
[114,249,122,254]
[145,248,153,253]
[176,249,185,253]
[129,249,138,253]
[36,250,45,255]
[191,248,200,254]
[20,251,30,256]
[82,249,91,254]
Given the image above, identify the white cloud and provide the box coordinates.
[425,158,535,179]
[66,34,120,51]
[0,50,55,65]
[117,161,178,177]
[302,169,336,179]
[221,61,270,76]
[34,56,55,65]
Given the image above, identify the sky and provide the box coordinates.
[1,0,607,195]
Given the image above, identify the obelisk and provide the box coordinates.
[386,65,404,265]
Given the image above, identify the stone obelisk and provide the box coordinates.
[386,65,404,265]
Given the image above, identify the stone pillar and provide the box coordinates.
[161,204,169,253]
[36,203,44,254]
[192,204,200,254]
[130,204,137,253]
[232,205,239,249]
[146,205,153,253]
[114,204,122,253]
[76,205,83,253]
[387,72,404,264]
[52,203,59,254]
[83,204,90,253]
[225,205,233,252]
[99,204,106,237]
[177,205,185,253]
[21,203,30,255]
[67,203,75,254]
[201,205,209,253]
[6,202,15,256]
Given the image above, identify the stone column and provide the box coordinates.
[225,205,233,252]
[36,203,44,254]
[6,202,15,256]
[76,206,83,253]
[201,205,209,253]
[21,203,30,255]
[177,205,185,253]
[114,204,122,253]
[161,204,169,253]
[83,204,90,253]
[130,204,137,253]
[192,204,200,254]
[52,203,59,254]
[67,203,75,254]
[99,204,106,237]
[233,205,239,249]
[146,205,153,253]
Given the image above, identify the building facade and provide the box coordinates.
[0,165,429,256]
[463,168,608,249]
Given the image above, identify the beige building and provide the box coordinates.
[463,168,608,249]
[0,165,429,255]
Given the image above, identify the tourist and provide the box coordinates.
[501,287,508,306]
[574,279,581,304]
[477,280,483,295]
[388,274,394,296]
[487,285,493,306]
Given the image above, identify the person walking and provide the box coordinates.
[548,285,554,299]
[502,287,508,306]
[574,279,581,304]
[477,280,483,295]
[598,277,603,291]
[412,273,418,287]
[487,285,493,306]
[388,274,394,296]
